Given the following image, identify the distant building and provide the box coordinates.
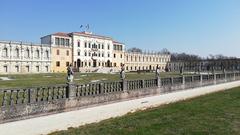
[0,40,51,74]
[166,59,240,73]
[41,31,125,72]
[41,33,72,72]
[0,31,172,74]
[112,41,125,68]
[124,52,171,71]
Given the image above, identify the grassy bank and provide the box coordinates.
[0,72,181,89]
[49,86,240,135]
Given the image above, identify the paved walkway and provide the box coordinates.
[1,81,240,135]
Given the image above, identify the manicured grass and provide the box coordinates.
[49,87,240,135]
[0,72,181,89]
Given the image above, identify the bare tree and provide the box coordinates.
[127,47,142,53]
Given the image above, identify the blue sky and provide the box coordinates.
[1,0,240,57]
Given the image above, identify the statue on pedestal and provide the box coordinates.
[180,66,184,75]
[120,64,125,80]
[67,64,74,82]
[156,65,160,78]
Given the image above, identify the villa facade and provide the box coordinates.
[41,33,72,73]
[41,31,125,72]
[0,31,171,74]
[0,40,51,74]
[124,52,171,71]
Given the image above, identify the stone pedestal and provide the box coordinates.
[66,82,75,99]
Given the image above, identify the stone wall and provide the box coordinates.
[0,72,240,123]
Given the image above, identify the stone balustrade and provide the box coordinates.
[0,72,240,123]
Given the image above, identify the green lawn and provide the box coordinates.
[49,87,240,135]
[0,72,181,89]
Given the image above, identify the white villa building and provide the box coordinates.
[0,40,51,74]
[0,31,170,74]
[125,51,171,72]
[41,31,125,72]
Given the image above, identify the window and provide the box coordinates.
[3,66,7,72]
[89,52,91,56]
[107,44,110,50]
[56,50,60,55]
[2,48,8,57]
[26,66,30,72]
[120,54,122,58]
[45,66,49,72]
[84,42,87,48]
[66,62,70,67]
[55,37,60,45]
[36,66,40,72]
[119,46,122,51]
[15,48,20,58]
[56,61,60,67]
[66,39,70,46]
[60,38,65,45]
[98,44,100,49]
[25,49,30,58]
[108,53,110,57]
[15,65,19,72]
[102,53,104,57]
[78,41,80,47]
[45,50,49,58]
[85,52,87,56]
[35,50,40,58]
[89,62,91,66]
[102,44,104,49]
[66,50,69,56]
[78,51,80,56]
[114,54,116,58]
[88,43,91,48]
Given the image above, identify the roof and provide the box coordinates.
[52,32,71,37]
[42,31,124,44]
[0,40,51,47]
[71,31,112,40]
[113,41,124,45]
